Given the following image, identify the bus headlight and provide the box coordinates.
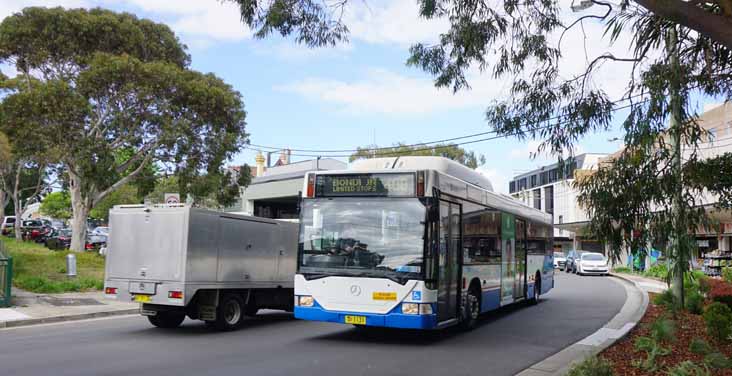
[402,303,419,314]
[419,304,433,315]
[297,295,314,307]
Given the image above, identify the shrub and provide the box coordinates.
[689,338,713,355]
[703,352,732,369]
[650,316,676,342]
[703,302,732,342]
[613,266,631,274]
[685,291,704,315]
[708,279,732,307]
[723,267,732,284]
[666,361,711,376]
[698,277,712,295]
[565,356,614,376]
[644,264,669,279]
[654,289,680,313]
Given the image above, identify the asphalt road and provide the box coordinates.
[0,273,626,376]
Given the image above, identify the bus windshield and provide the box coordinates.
[299,198,426,280]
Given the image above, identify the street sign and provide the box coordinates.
[164,193,180,204]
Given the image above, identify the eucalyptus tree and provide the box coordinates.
[0,7,248,250]
[231,0,732,304]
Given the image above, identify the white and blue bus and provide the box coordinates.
[294,157,554,330]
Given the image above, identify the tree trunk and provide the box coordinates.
[0,189,5,227]
[668,26,686,308]
[13,194,22,240]
[68,170,91,252]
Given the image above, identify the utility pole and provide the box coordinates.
[668,26,685,307]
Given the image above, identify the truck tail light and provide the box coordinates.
[85,243,94,250]
[416,171,425,197]
[306,174,315,197]
[105,287,118,295]
[168,291,183,299]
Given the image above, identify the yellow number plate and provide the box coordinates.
[344,315,366,325]
[134,295,151,303]
[372,292,397,301]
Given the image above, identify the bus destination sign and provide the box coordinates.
[316,173,415,197]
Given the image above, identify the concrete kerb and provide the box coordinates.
[0,308,139,329]
[515,275,649,376]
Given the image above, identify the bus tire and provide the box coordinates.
[148,311,185,329]
[215,293,245,331]
[530,274,541,305]
[460,287,480,330]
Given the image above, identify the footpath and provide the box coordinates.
[517,272,667,376]
[0,288,138,328]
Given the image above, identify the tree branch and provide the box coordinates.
[633,0,732,50]
[559,1,613,51]
[94,151,155,206]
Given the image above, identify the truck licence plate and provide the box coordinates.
[344,315,366,325]
[134,295,151,303]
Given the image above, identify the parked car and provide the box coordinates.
[85,233,107,251]
[34,225,55,243]
[45,228,72,250]
[564,250,586,273]
[553,252,567,269]
[1,216,15,236]
[90,226,109,236]
[20,219,46,241]
[575,252,609,276]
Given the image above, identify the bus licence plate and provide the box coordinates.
[344,315,366,325]
[134,295,152,303]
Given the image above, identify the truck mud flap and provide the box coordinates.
[199,305,216,321]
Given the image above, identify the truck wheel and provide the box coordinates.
[148,311,185,328]
[215,294,245,331]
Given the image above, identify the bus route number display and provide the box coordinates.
[316,174,415,197]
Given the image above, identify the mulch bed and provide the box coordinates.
[600,294,732,375]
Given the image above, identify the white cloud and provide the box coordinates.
[476,167,510,194]
[1,1,251,48]
[106,0,250,44]
[277,67,510,114]
[344,0,448,45]
[0,0,88,20]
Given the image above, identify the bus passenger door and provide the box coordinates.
[514,219,527,299]
[437,200,461,323]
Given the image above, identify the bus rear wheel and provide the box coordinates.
[460,288,480,330]
[530,274,541,305]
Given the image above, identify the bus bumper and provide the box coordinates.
[294,303,438,329]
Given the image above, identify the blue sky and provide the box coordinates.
[1,0,719,193]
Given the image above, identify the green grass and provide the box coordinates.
[2,237,105,293]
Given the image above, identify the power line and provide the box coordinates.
[246,93,649,155]
[248,100,649,158]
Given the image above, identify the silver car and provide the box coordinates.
[575,252,609,276]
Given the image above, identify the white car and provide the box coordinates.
[575,252,609,276]
[91,226,109,236]
[553,252,567,269]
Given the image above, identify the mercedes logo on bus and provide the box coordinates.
[350,285,362,296]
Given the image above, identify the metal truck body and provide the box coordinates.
[103,204,298,329]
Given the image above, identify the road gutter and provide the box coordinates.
[0,308,139,329]
[515,275,648,376]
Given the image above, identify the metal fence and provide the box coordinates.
[0,240,12,308]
